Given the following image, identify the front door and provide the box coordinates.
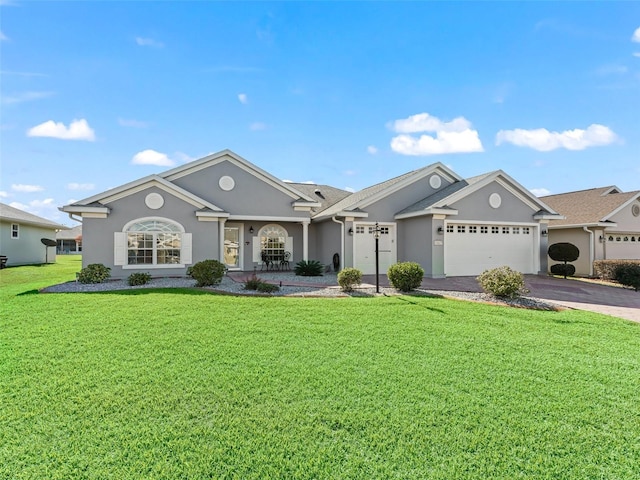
[224,226,241,270]
[353,223,396,275]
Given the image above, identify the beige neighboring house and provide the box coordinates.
[0,202,69,266]
[541,186,640,276]
[56,224,82,254]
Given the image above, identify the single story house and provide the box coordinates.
[56,224,83,254]
[61,149,562,278]
[540,186,640,276]
[0,202,68,266]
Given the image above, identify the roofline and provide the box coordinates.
[313,210,369,221]
[395,207,459,220]
[0,216,69,230]
[601,191,640,222]
[548,222,617,229]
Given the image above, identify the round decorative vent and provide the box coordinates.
[632,203,640,217]
[489,193,502,209]
[429,174,442,189]
[145,192,164,210]
[219,175,235,191]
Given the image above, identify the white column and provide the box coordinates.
[218,218,226,263]
[302,221,309,261]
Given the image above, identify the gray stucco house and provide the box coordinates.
[61,149,562,278]
[0,202,68,266]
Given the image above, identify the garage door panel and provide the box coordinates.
[445,224,536,276]
[354,224,396,275]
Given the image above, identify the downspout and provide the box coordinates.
[331,216,344,270]
[67,213,82,223]
[583,226,594,277]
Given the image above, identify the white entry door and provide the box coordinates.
[445,224,537,276]
[353,223,396,275]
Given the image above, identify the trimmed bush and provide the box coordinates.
[77,264,111,284]
[550,264,576,277]
[594,259,640,280]
[187,259,226,287]
[294,260,324,277]
[477,266,528,298]
[127,272,151,286]
[387,262,424,292]
[614,264,640,291]
[256,282,280,293]
[337,267,362,292]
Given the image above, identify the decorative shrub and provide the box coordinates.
[337,267,362,292]
[548,242,579,278]
[77,263,111,284]
[614,264,640,291]
[244,274,263,290]
[187,259,226,287]
[594,260,640,280]
[387,262,424,292]
[127,272,151,286]
[476,266,528,298]
[256,282,280,293]
[550,264,576,277]
[294,260,324,277]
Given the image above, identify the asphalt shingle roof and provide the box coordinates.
[286,183,353,215]
[0,202,68,230]
[540,187,640,226]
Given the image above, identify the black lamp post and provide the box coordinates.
[374,222,381,293]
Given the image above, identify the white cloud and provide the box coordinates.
[238,93,248,104]
[173,151,195,163]
[249,122,267,131]
[633,52,640,58]
[12,184,44,193]
[2,91,54,104]
[131,149,175,167]
[10,198,60,221]
[595,64,628,76]
[0,30,8,41]
[0,70,48,77]
[530,188,552,197]
[135,37,164,48]
[282,179,293,183]
[67,183,95,191]
[495,124,618,151]
[302,180,315,184]
[345,187,355,193]
[27,119,96,141]
[118,118,149,128]
[0,191,9,198]
[389,113,484,156]
[632,27,640,43]
[367,145,378,155]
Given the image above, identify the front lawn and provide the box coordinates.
[2,258,639,479]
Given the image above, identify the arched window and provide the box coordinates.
[260,224,288,260]
[115,217,190,267]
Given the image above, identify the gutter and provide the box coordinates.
[331,216,344,270]
[583,226,594,277]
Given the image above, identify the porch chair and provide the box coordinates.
[260,251,271,271]
[280,251,291,271]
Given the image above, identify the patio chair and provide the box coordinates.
[260,251,271,271]
[280,251,291,271]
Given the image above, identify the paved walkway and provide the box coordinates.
[230,271,640,323]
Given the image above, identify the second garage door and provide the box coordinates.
[445,224,537,276]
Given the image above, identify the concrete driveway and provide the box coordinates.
[362,274,640,323]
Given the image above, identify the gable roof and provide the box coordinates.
[286,183,353,215]
[541,186,640,227]
[56,224,82,240]
[396,170,562,220]
[313,162,462,219]
[0,203,68,230]
[161,149,318,204]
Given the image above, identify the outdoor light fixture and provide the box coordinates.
[374,222,381,294]
[249,226,254,234]
[348,227,354,235]
[437,226,444,235]
[599,235,605,243]
[541,229,548,237]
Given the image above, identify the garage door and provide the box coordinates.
[353,224,396,275]
[445,224,537,276]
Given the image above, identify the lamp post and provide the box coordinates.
[374,222,381,294]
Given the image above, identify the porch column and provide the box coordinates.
[218,218,226,263]
[302,221,309,261]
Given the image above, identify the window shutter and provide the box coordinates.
[285,236,293,259]
[181,233,192,265]
[252,236,261,262]
[114,232,127,265]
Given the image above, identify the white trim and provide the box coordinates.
[196,211,230,219]
[395,207,459,220]
[228,214,310,223]
[601,193,640,222]
[122,264,185,270]
[122,216,186,233]
[445,220,539,226]
[61,206,110,215]
[11,223,19,239]
[549,222,617,229]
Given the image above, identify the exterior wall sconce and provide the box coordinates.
[249,226,254,234]
[541,229,548,237]
[348,227,353,235]
[437,226,444,235]
[599,235,605,243]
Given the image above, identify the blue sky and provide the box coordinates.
[1,1,639,225]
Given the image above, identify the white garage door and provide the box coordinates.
[445,224,537,276]
[353,224,396,275]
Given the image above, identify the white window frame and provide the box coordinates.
[11,223,19,239]
[114,217,191,269]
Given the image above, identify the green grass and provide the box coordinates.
[2,257,640,479]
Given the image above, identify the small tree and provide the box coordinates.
[548,242,580,279]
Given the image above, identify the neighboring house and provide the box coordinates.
[56,224,82,254]
[0,202,69,266]
[540,186,640,276]
[61,149,562,279]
